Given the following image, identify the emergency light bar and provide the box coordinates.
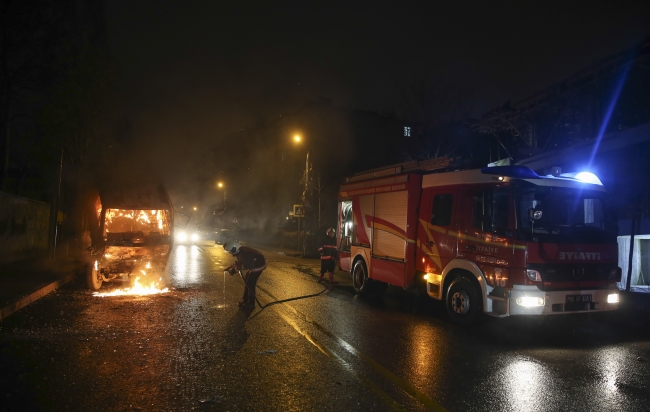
[480,165,540,179]
[561,171,603,185]
[481,166,603,186]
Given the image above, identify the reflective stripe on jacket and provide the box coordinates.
[317,236,337,260]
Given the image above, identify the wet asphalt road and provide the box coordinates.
[1,241,649,411]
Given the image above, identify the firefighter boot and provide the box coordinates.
[318,273,324,283]
[328,272,338,284]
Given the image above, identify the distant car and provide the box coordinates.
[174,228,200,244]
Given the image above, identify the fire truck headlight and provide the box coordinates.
[191,233,199,242]
[176,231,187,242]
[526,270,542,282]
[607,293,619,304]
[516,297,545,307]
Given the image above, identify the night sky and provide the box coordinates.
[103,0,649,211]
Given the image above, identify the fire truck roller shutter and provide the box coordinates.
[373,191,408,260]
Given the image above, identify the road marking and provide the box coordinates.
[274,309,408,412]
[257,285,447,412]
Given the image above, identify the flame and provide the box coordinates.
[136,210,151,224]
[93,276,169,297]
[104,209,167,234]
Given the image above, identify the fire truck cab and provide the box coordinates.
[337,160,621,325]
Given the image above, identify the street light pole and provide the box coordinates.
[218,182,226,210]
[294,134,312,254]
[303,151,309,203]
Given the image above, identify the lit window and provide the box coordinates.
[404,126,410,137]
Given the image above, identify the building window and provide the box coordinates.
[618,236,650,291]
[404,126,410,137]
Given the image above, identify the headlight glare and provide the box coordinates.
[516,297,545,307]
[607,293,619,304]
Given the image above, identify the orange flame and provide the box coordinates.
[93,275,169,297]
[104,209,166,232]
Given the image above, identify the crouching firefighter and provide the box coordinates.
[224,241,267,308]
[317,227,338,284]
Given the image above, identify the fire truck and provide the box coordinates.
[337,158,621,325]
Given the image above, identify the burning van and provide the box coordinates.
[83,183,174,290]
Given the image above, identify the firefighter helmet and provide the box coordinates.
[326,227,335,235]
[224,240,241,255]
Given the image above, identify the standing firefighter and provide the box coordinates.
[317,227,338,284]
[224,241,267,308]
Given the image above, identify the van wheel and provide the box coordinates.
[87,262,102,290]
[445,277,481,325]
[352,260,372,294]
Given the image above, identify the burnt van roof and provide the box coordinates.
[99,183,172,210]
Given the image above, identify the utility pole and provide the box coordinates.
[301,151,310,254]
[52,149,63,260]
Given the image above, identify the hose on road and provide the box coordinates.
[230,269,330,317]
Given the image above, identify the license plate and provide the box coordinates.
[566,294,592,303]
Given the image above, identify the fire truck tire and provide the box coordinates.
[352,260,372,294]
[87,263,102,290]
[445,277,481,325]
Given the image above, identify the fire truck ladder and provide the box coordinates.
[345,157,454,183]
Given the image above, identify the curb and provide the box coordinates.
[0,273,76,321]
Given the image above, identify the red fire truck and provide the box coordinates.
[337,159,621,325]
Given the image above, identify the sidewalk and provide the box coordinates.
[0,258,81,321]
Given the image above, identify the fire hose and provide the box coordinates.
[225,268,329,313]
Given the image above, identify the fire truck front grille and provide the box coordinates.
[552,302,597,312]
[527,263,617,283]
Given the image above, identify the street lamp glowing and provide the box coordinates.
[217,182,223,188]
[294,135,301,143]
[193,207,197,211]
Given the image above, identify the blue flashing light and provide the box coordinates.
[573,172,603,185]
[481,166,540,179]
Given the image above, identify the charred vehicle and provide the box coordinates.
[83,184,174,290]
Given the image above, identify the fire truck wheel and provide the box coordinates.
[87,263,102,290]
[445,277,480,325]
[352,260,372,294]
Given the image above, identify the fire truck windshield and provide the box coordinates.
[515,184,616,244]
